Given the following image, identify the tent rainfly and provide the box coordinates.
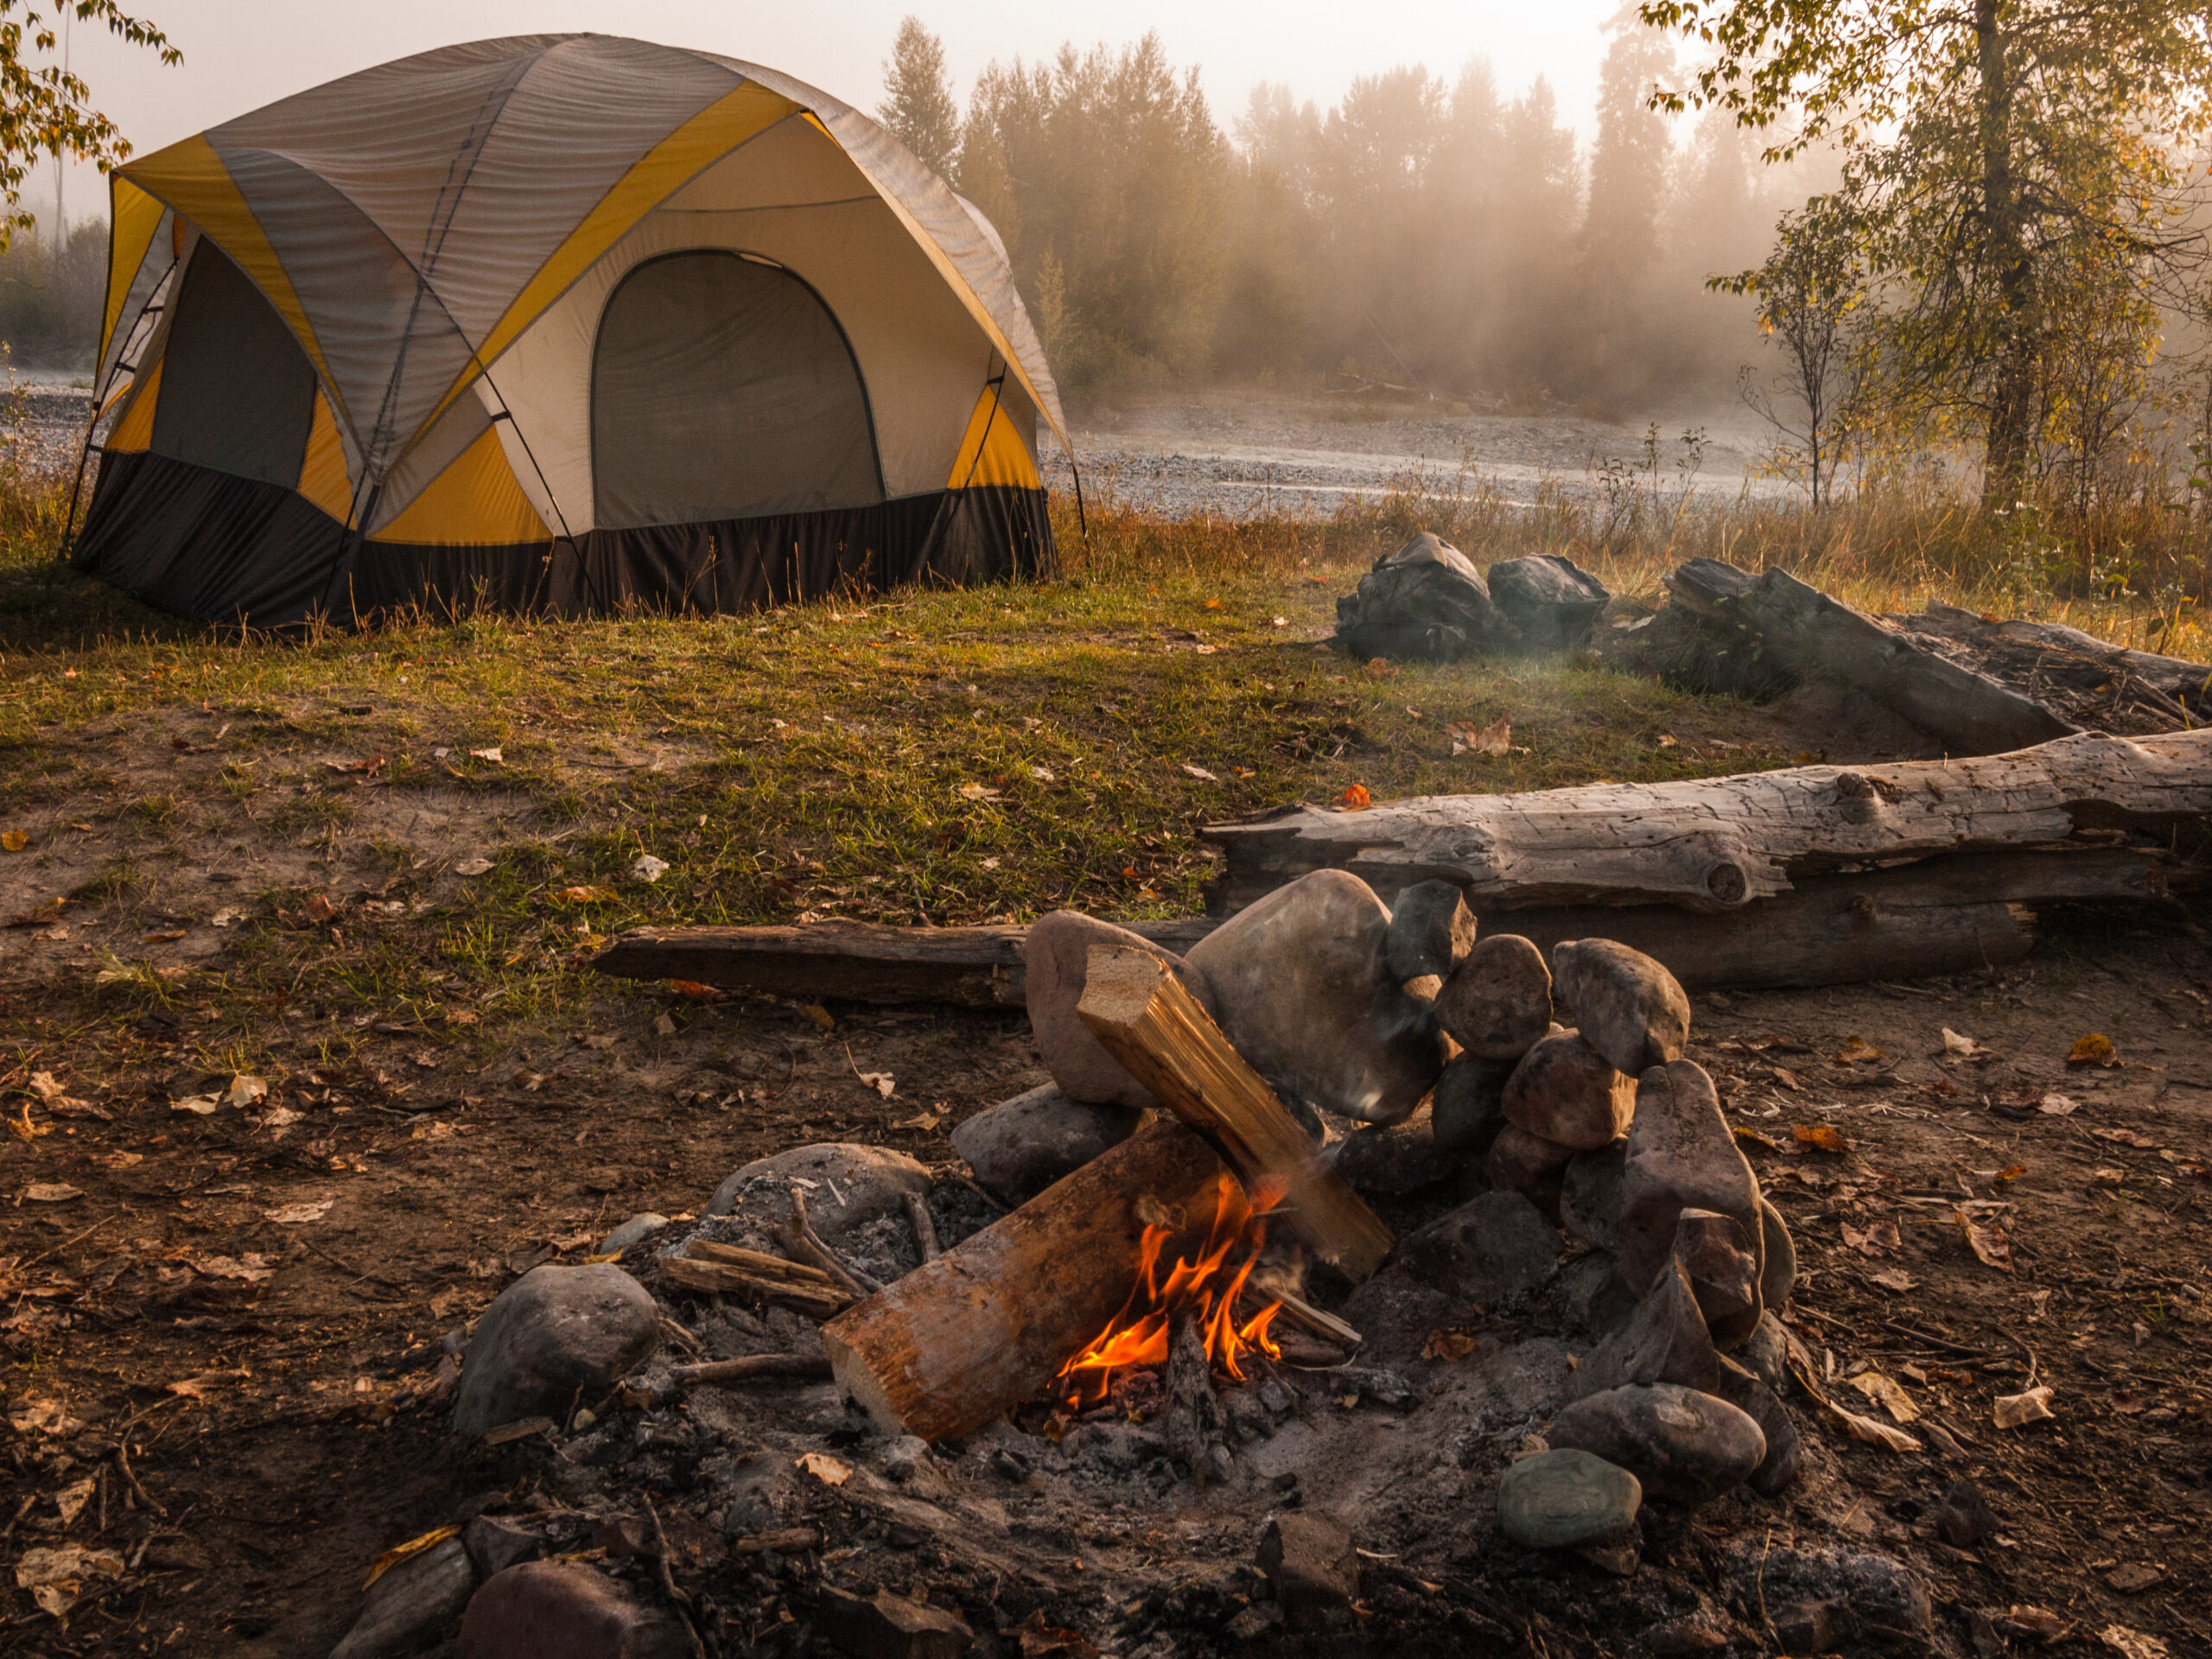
[73,35,1067,626]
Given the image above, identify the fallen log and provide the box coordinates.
[1077,944,1395,1282]
[590,917,1210,1007]
[823,1120,1236,1441]
[1199,728,2212,915]
[1892,601,2208,727]
[1667,560,2078,754]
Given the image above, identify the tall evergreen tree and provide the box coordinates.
[878,16,961,181]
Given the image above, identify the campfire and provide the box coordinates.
[1053,1173,1288,1410]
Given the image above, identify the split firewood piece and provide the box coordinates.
[823,1120,1235,1441]
[658,1255,852,1321]
[672,1354,834,1387]
[901,1192,941,1262]
[1076,944,1394,1282]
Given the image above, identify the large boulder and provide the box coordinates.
[1382,880,1477,982]
[1617,1062,1763,1298]
[1431,1055,1514,1159]
[1326,1104,1457,1198]
[1332,532,1522,661]
[1550,940,1691,1076]
[1022,911,1217,1109]
[1502,1032,1635,1150]
[452,1266,660,1439]
[455,1561,691,1659]
[1435,935,1554,1061]
[951,1084,1142,1206]
[1548,1382,1766,1505]
[1570,1258,1719,1400]
[1486,1122,1575,1197]
[1485,555,1611,652]
[1185,869,1445,1125]
[705,1143,932,1250]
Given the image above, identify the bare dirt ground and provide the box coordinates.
[1043,389,1794,519]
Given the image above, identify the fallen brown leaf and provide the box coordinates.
[1841,1219,1902,1255]
[1421,1328,1478,1362]
[1332,783,1373,810]
[1956,1210,2012,1270]
[1993,1385,2056,1427]
[2068,1033,2120,1069]
[1847,1368,1921,1423]
[1793,1122,1847,1153]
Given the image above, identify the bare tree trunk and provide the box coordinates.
[1978,0,2037,503]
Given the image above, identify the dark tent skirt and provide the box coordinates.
[74,450,1055,629]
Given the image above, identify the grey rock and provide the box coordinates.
[1497,1448,1642,1548]
[1572,1259,1719,1399]
[1931,1477,1996,1548]
[1737,1312,1790,1394]
[1560,1139,1627,1252]
[1554,1250,1631,1335]
[596,1213,668,1255]
[1256,1510,1359,1631]
[1486,555,1611,652]
[1548,1383,1766,1504]
[1722,1545,1933,1655]
[1618,1062,1762,1297]
[1503,1032,1635,1150]
[1435,933,1554,1061]
[816,1585,973,1658]
[331,1536,476,1659]
[950,1084,1142,1206]
[704,1143,932,1250]
[1021,911,1216,1109]
[1402,1189,1559,1301]
[879,1435,937,1484]
[452,1266,659,1439]
[1384,880,1477,982]
[1772,1599,1853,1653]
[1713,1357,1802,1496]
[1487,1122,1576,1196]
[1550,939,1692,1076]
[1326,1103,1456,1197]
[1333,532,1522,661]
[1760,1198,1797,1313]
[1185,868,1445,1125]
[462,1516,544,1581]
[454,1560,691,1659]
[1672,1207,1763,1347]
[1431,1055,1514,1159]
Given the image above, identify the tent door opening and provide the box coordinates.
[150,242,315,487]
[590,249,882,530]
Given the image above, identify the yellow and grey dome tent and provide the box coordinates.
[74,35,1066,626]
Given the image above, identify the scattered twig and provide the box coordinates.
[901,1191,940,1262]
[783,1186,881,1297]
[1880,1320,1993,1358]
[671,1354,832,1387]
[641,1495,708,1659]
[114,1437,163,1516]
[0,1493,33,1543]
[296,1234,410,1292]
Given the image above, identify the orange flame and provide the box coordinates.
[1055,1173,1287,1408]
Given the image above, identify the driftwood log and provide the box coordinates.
[1891,601,2209,729]
[590,918,1209,1007]
[1199,728,2212,914]
[822,1120,1235,1440]
[1077,944,1395,1282]
[1667,560,2078,754]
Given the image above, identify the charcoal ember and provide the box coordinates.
[1485,554,1611,652]
[1431,1054,1515,1159]
[1185,868,1446,1126]
[1721,1544,1934,1654]
[1383,880,1478,982]
[1550,939,1692,1076]
[1164,1319,1228,1480]
[1435,934,1554,1061]
[1023,910,1217,1109]
[1502,1031,1635,1150]
[950,1083,1143,1206]
[1255,1510,1360,1630]
[1332,532,1522,661]
[1618,1062,1763,1298]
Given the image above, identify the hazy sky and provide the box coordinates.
[41,0,1631,227]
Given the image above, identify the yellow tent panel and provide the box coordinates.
[371,426,549,545]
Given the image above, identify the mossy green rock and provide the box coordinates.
[1497,1449,1643,1548]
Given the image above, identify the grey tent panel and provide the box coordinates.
[591,250,880,529]
[150,243,315,488]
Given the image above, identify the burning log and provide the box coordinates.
[1076,944,1395,1282]
[1164,1318,1231,1484]
[822,1121,1243,1440]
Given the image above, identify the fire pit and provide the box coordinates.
[331,868,1965,1659]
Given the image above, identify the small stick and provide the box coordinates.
[115,1439,163,1516]
[902,1192,940,1262]
[729,1527,823,1556]
[672,1354,833,1387]
[640,1496,708,1659]
[785,1186,882,1297]
[1269,1288,1362,1350]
